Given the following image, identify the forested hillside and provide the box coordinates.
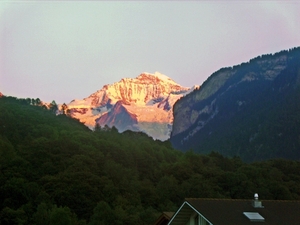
[0,96,300,225]
[171,47,300,161]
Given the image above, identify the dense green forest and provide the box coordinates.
[0,96,300,225]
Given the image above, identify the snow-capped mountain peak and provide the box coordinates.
[140,71,179,85]
[66,72,196,140]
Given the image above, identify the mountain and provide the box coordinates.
[170,47,300,161]
[66,72,197,140]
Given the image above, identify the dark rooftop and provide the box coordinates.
[170,198,300,225]
[154,212,174,225]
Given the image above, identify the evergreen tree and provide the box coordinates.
[49,100,58,114]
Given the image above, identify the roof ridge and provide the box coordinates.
[185,198,300,202]
[185,198,251,201]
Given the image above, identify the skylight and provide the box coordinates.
[243,212,265,222]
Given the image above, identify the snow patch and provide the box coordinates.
[142,71,178,85]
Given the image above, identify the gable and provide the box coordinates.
[154,212,174,225]
[168,201,211,225]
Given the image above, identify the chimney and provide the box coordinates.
[252,193,264,208]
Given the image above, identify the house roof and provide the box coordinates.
[154,212,174,225]
[169,198,300,225]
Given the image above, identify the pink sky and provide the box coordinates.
[1,1,300,103]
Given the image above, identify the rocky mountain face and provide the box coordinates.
[66,72,196,140]
[170,47,300,161]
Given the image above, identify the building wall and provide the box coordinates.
[187,212,210,225]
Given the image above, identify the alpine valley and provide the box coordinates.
[1,47,300,225]
[66,72,198,141]
[64,47,300,162]
[4,47,300,162]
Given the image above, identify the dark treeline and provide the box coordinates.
[0,96,300,225]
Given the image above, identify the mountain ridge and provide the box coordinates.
[66,71,197,140]
[170,47,300,161]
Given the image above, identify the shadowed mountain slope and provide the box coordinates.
[171,47,300,162]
